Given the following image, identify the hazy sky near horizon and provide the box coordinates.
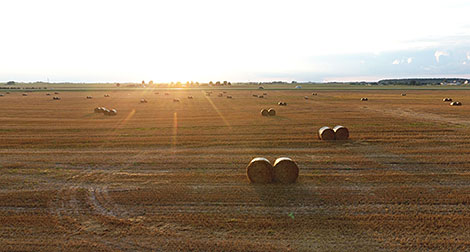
[1,0,470,82]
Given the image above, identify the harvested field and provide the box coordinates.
[2,88,470,251]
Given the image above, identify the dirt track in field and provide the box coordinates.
[1,88,470,251]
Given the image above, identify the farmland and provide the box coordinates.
[1,87,470,251]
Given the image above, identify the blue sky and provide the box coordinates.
[1,0,470,82]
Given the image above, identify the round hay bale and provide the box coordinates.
[312,93,317,96]
[187,96,193,99]
[22,93,28,96]
[304,96,309,100]
[218,93,223,97]
[173,98,180,102]
[273,157,299,184]
[401,93,406,96]
[361,97,368,101]
[0,94,3,97]
[278,101,287,106]
[226,95,232,99]
[104,94,110,97]
[253,94,258,97]
[260,109,269,116]
[86,96,93,99]
[333,125,349,140]
[450,101,462,106]
[318,126,335,140]
[54,92,59,94]
[108,109,117,116]
[268,108,276,116]
[99,107,106,113]
[258,95,264,98]
[46,93,51,96]
[263,93,267,95]
[94,107,101,113]
[443,98,452,102]
[140,99,147,103]
[103,108,111,115]
[246,157,273,184]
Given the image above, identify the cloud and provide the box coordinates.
[434,50,449,63]
[407,57,413,64]
[392,59,400,65]
[467,52,470,60]
[464,62,467,65]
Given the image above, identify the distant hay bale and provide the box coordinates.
[46,93,51,96]
[401,93,406,96]
[278,101,287,106]
[140,99,148,103]
[54,92,59,94]
[318,126,335,140]
[103,108,111,115]
[443,98,452,102]
[22,93,27,96]
[273,157,299,184]
[253,94,258,97]
[361,98,368,101]
[173,98,180,102]
[187,96,193,99]
[261,109,269,116]
[52,96,61,100]
[333,125,349,140]
[246,157,273,184]
[268,108,276,116]
[263,93,267,95]
[304,96,309,100]
[104,94,110,97]
[226,95,232,99]
[94,107,101,113]
[259,86,264,89]
[108,109,117,116]
[312,93,317,96]
[0,94,3,97]
[86,96,93,99]
[450,101,462,106]
[98,107,106,113]
[258,95,264,98]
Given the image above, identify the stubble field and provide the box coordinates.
[1,87,470,251]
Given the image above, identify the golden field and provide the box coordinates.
[1,87,470,251]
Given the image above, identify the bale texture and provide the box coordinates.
[260,109,269,116]
[318,126,335,140]
[246,157,273,184]
[450,101,462,106]
[273,157,299,184]
[333,125,349,140]
[268,108,276,116]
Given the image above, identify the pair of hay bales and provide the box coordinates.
[218,93,223,97]
[278,101,287,106]
[187,96,193,99]
[173,98,180,102]
[226,95,233,99]
[140,99,148,103]
[361,98,368,101]
[52,96,61,100]
[246,157,299,184]
[443,98,452,102]
[86,96,93,99]
[312,93,318,96]
[94,107,117,116]
[104,94,110,97]
[450,101,462,106]
[261,108,276,116]
[318,126,349,140]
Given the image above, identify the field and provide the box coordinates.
[1,87,470,251]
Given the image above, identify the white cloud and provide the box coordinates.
[467,52,470,60]
[434,51,449,63]
[464,61,467,65]
[392,59,400,65]
[407,57,413,64]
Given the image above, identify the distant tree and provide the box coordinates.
[223,81,228,85]
[209,81,213,86]
[6,81,15,85]
[410,80,417,85]
[142,80,145,85]
[149,80,153,85]
[215,81,221,86]
[116,83,121,87]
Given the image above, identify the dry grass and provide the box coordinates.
[2,89,470,250]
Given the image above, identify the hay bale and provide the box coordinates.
[263,93,267,95]
[86,96,93,99]
[246,157,273,184]
[333,125,349,140]
[278,101,287,106]
[52,96,61,100]
[361,98,368,101]
[258,95,264,98]
[173,98,180,102]
[54,92,59,94]
[261,109,269,116]
[226,95,232,99]
[443,98,452,102]
[401,93,406,96]
[268,108,276,116]
[0,94,3,97]
[218,93,223,97]
[273,157,299,183]
[312,93,317,96]
[187,96,193,99]
[304,96,309,100]
[108,109,117,116]
[103,108,111,115]
[46,93,51,96]
[94,107,101,113]
[104,94,110,97]
[140,99,147,103]
[318,126,335,140]
[164,93,169,96]
[22,93,28,96]
[253,94,258,98]
[450,101,462,106]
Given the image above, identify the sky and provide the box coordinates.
[1,0,470,83]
